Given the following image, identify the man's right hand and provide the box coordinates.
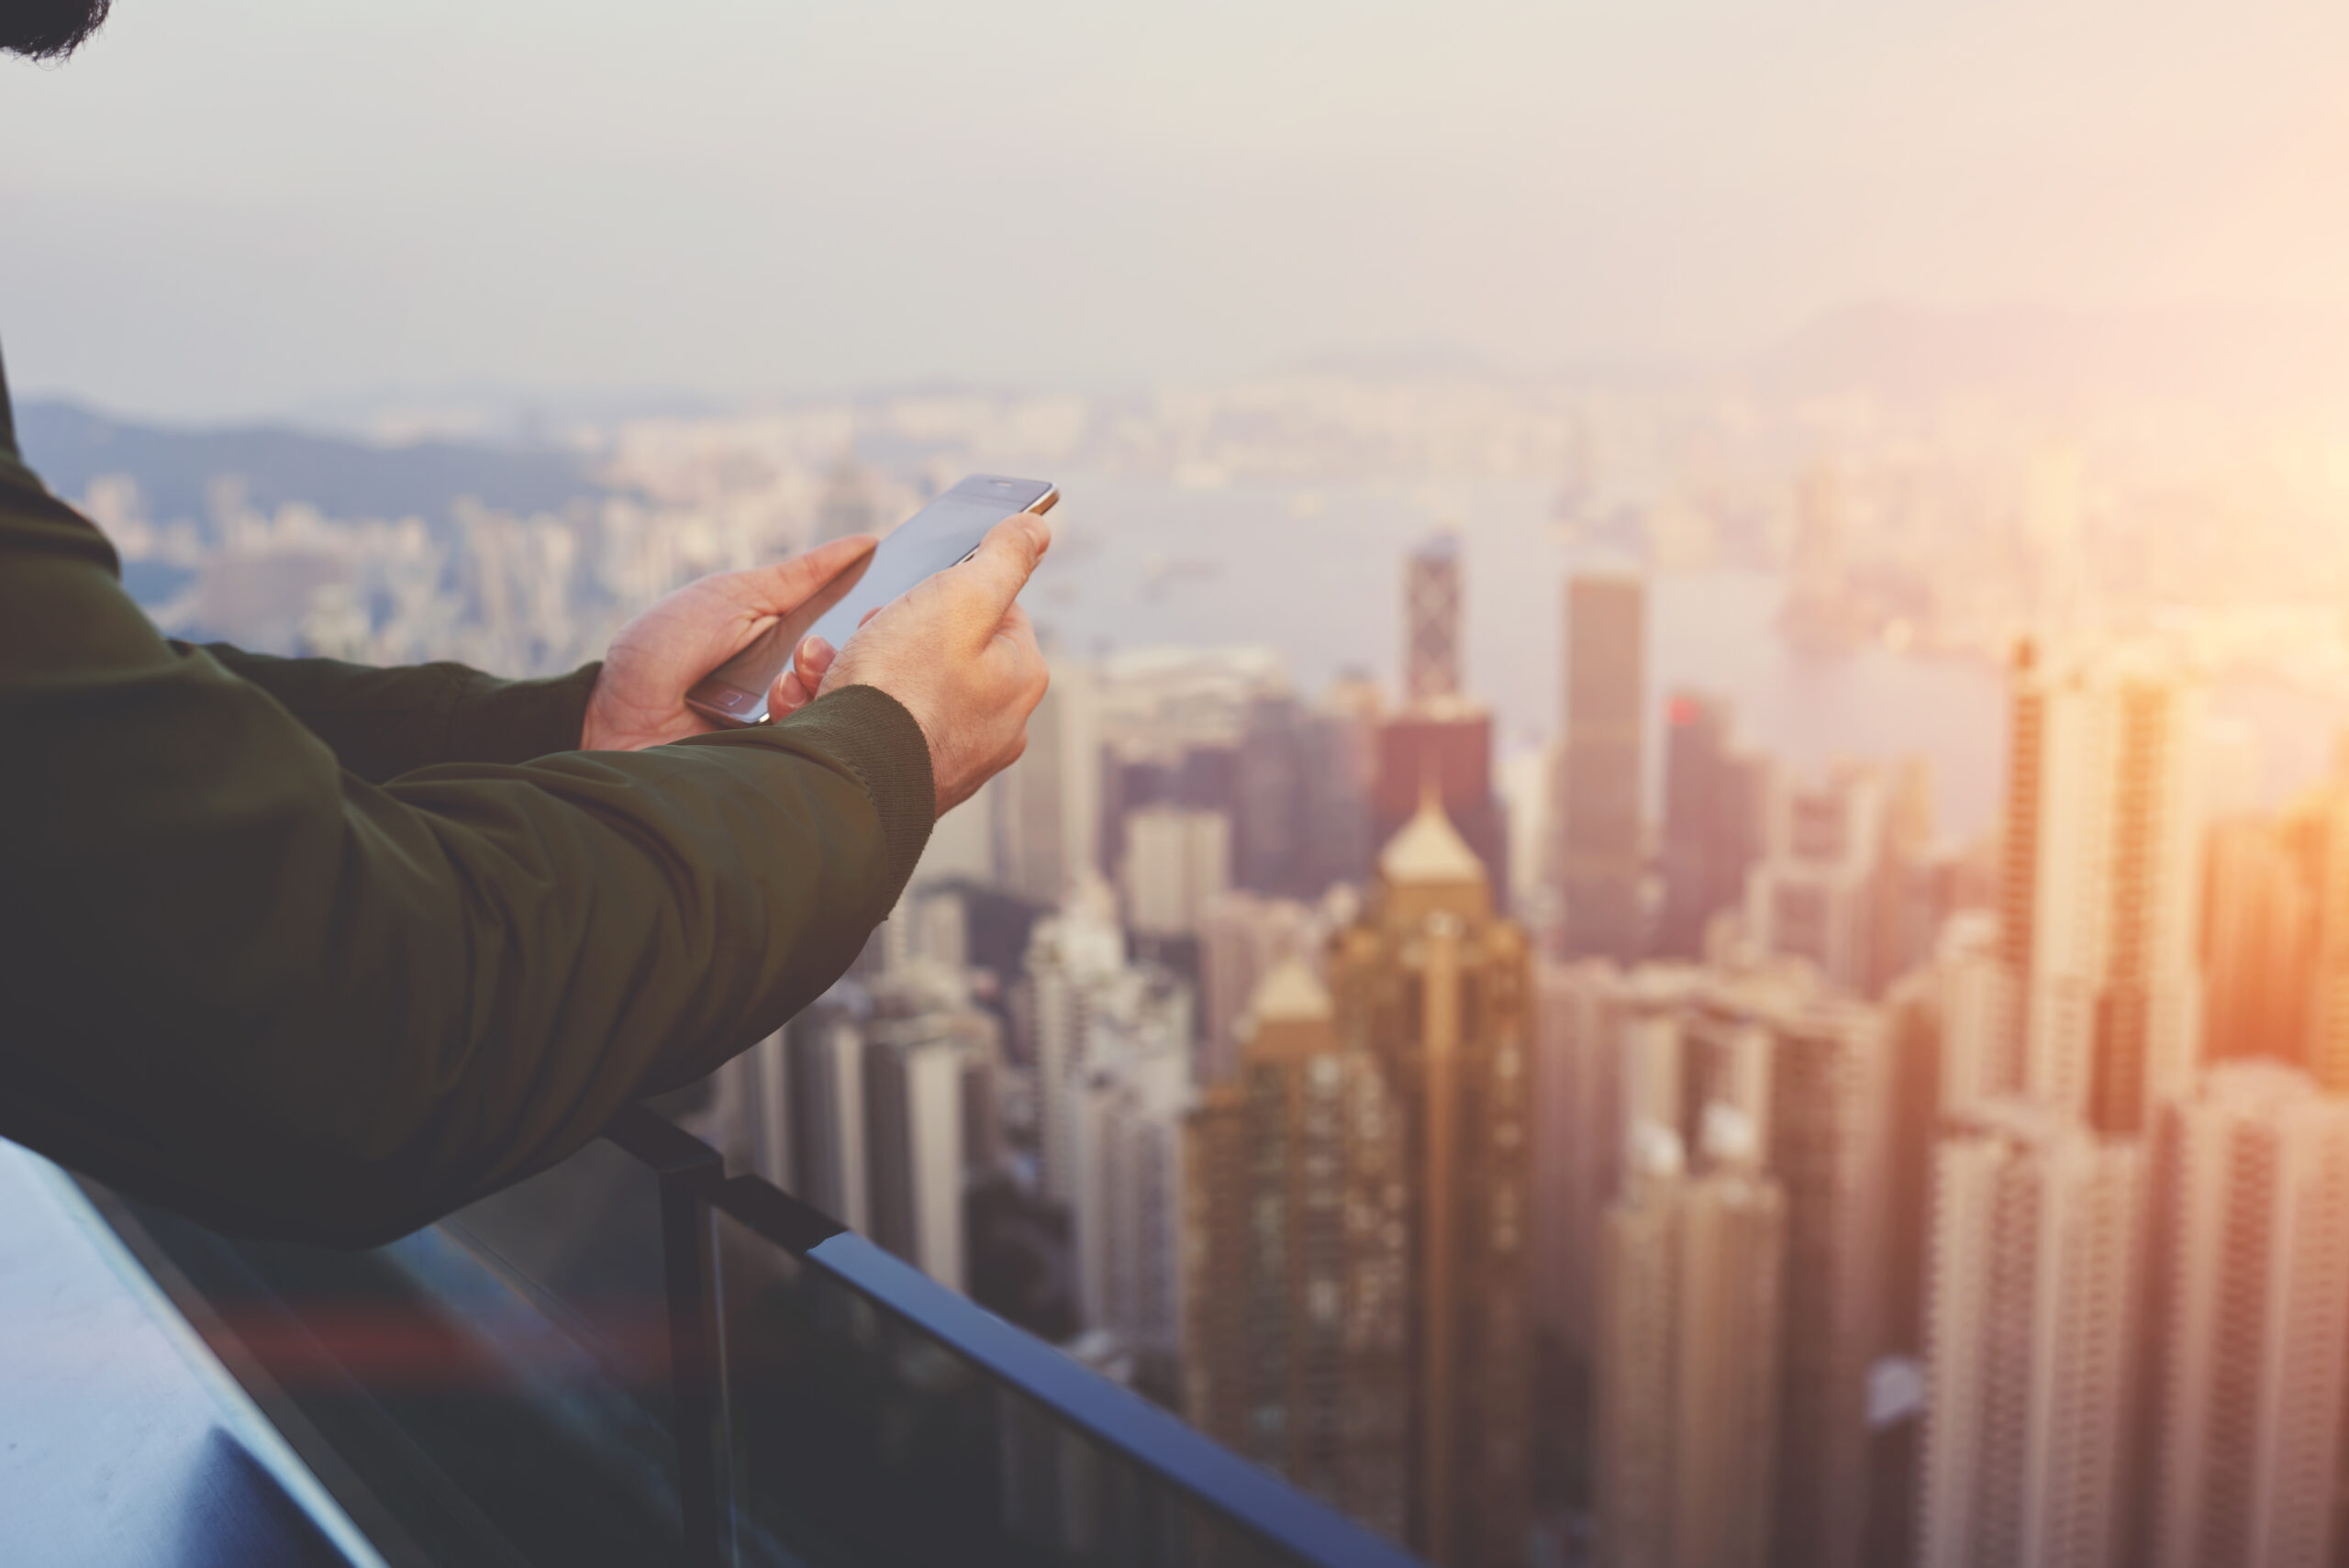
[785,511,1052,817]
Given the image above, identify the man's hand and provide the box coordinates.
[813,512,1052,816]
[580,535,876,751]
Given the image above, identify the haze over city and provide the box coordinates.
[10,0,2349,418]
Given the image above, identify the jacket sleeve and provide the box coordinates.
[0,478,935,1246]
[190,644,604,784]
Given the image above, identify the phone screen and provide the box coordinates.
[685,473,1056,726]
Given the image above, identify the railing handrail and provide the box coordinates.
[601,1103,1427,1568]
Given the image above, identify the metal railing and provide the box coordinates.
[600,1103,1422,1568]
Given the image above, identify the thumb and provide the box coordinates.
[945,511,1051,623]
[731,534,874,617]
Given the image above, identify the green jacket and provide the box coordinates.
[0,352,933,1245]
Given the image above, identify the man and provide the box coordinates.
[2,0,1051,1248]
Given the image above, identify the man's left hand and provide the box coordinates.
[580,535,876,751]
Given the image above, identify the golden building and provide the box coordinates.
[1181,958,1409,1539]
[1328,791,1534,1567]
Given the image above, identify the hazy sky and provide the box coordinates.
[6,0,2348,419]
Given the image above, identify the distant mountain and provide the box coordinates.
[15,400,615,532]
[1751,301,2349,409]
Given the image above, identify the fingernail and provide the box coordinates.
[800,636,831,662]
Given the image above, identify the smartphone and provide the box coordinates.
[685,473,1059,727]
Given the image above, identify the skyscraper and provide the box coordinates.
[1182,959,1410,1540]
[862,1023,971,1292]
[1918,1100,2145,1568]
[1196,891,1324,1085]
[2145,1062,2349,1568]
[1999,641,2206,1135]
[1329,793,1533,1567]
[1372,708,1511,911]
[1756,995,1886,1568]
[779,995,871,1233]
[1743,761,1889,995]
[1654,691,1765,962]
[1559,573,1645,962]
[1119,805,1232,939]
[1019,888,1132,1210]
[2199,813,2316,1065]
[1305,671,1383,894]
[1405,532,1464,706]
[1074,1031,1190,1378]
[1531,957,1631,1372]
[1596,1117,1786,1568]
[996,657,1101,905]
[2288,770,2349,1092]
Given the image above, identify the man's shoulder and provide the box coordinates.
[0,457,120,575]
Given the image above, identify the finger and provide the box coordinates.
[729,535,875,617]
[793,635,839,688]
[769,666,813,718]
[943,512,1051,625]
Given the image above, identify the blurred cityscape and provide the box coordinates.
[30,355,2349,1567]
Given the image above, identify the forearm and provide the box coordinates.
[193,644,602,782]
[2,528,933,1243]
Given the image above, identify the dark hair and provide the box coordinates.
[4,0,113,61]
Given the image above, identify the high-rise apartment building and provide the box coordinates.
[1531,958,1631,1370]
[1197,891,1324,1085]
[1755,996,1885,1568]
[778,997,871,1233]
[1743,761,1888,995]
[862,1025,970,1292]
[1596,1118,1786,1568]
[2145,1062,2349,1568]
[1998,641,2205,1135]
[1020,889,1133,1209]
[1918,1100,2145,1568]
[1182,959,1410,1540]
[1120,805,1232,939]
[2287,772,2349,1092]
[1654,691,1765,962]
[1074,1034,1190,1373]
[2200,813,2315,1065]
[1645,968,1888,1568]
[1405,533,1464,706]
[996,658,1101,905]
[1558,573,1645,962]
[1531,949,1890,1568]
[1329,794,1533,1567]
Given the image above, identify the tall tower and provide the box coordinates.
[2296,773,2349,1091]
[862,1022,971,1292]
[1743,761,1889,995]
[1330,793,1533,1567]
[1999,642,2206,1135]
[1758,997,1886,1568]
[1596,1117,1787,1568]
[1181,959,1411,1541]
[1918,1101,2145,1568]
[1020,887,1131,1208]
[1380,540,1509,906]
[996,659,1101,905]
[1558,573,1646,962]
[1405,533,1464,706]
[2200,814,2316,1065]
[1654,690,1765,961]
[1196,892,1323,1085]
[2146,1062,2349,1568]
